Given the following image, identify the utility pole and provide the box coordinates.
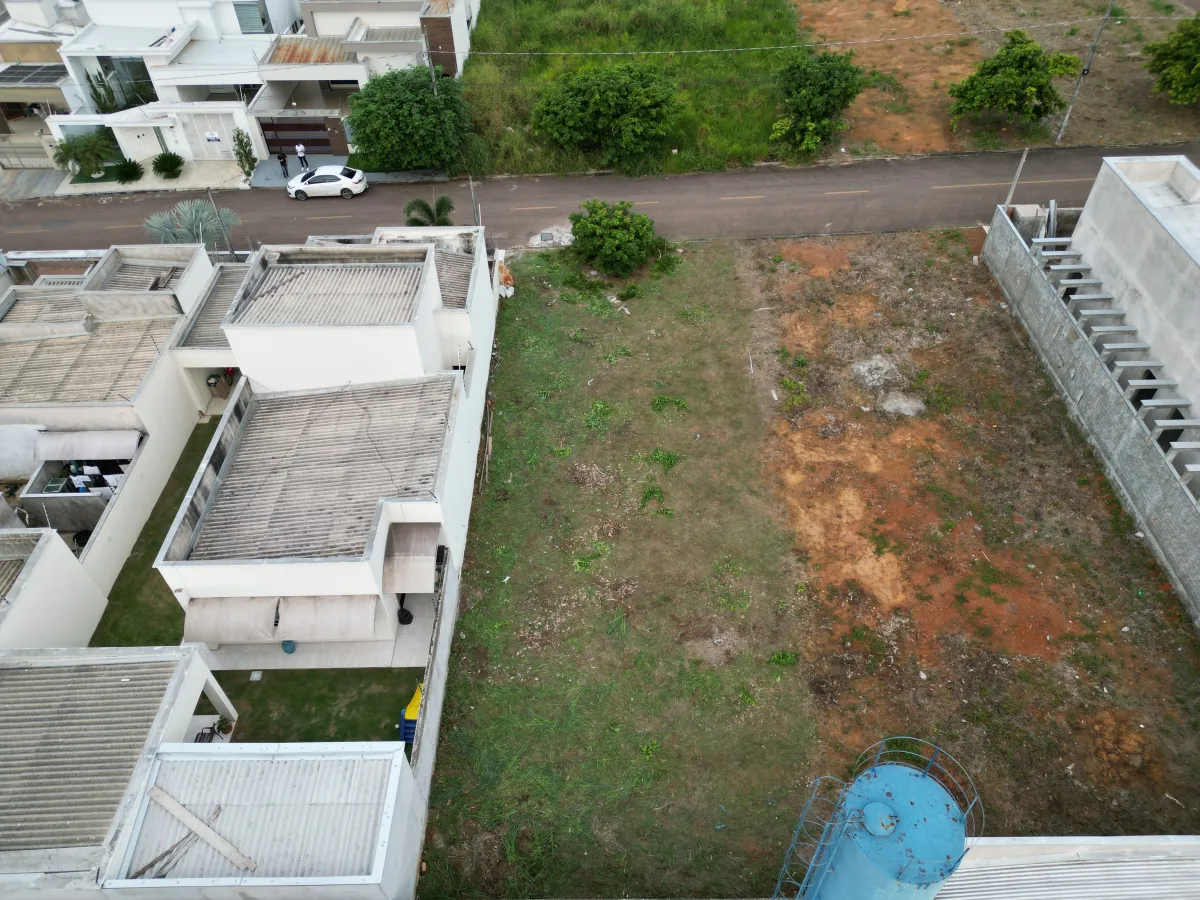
[421,26,438,95]
[1056,0,1114,145]
[468,174,478,226]
[1004,147,1029,211]
[207,189,236,262]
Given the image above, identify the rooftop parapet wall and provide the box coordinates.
[1071,157,1200,405]
[983,205,1200,628]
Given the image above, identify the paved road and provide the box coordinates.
[2,143,1197,252]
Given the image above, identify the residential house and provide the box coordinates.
[0,244,215,619]
[0,0,90,130]
[45,0,480,166]
[982,155,1200,628]
[155,226,497,672]
[0,645,426,900]
[0,527,108,647]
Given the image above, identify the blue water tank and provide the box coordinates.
[815,762,967,900]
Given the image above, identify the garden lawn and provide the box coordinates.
[457,0,803,175]
[422,244,817,898]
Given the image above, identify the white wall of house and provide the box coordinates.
[364,52,421,77]
[0,425,41,480]
[5,0,60,27]
[449,1,470,73]
[163,555,382,603]
[312,7,416,36]
[111,124,162,159]
[0,530,109,649]
[77,354,204,593]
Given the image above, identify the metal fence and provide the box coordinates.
[0,134,55,169]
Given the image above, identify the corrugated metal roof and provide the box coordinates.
[231,263,423,326]
[125,755,391,878]
[0,558,26,598]
[435,251,473,309]
[362,25,422,42]
[0,661,176,851]
[0,288,86,324]
[942,856,1200,898]
[188,377,455,560]
[32,275,87,288]
[182,264,249,348]
[105,264,182,292]
[263,35,356,65]
[0,317,178,405]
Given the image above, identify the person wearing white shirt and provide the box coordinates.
[295,143,308,172]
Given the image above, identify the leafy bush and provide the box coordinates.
[1145,14,1200,105]
[948,30,1080,128]
[771,51,865,154]
[616,282,642,301]
[348,67,470,172]
[113,157,144,184]
[232,127,257,179]
[569,199,660,276]
[52,131,116,177]
[144,199,240,250]
[531,63,681,169]
[405,195,454,226]
[152,151,184,179]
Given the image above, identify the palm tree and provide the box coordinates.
[52,131,116,177]
[404,195,454,227]
[144,199,241,251]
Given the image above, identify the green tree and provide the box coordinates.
[405,195,455,226]
[1145,14,1200,105]
[52,130,116,177]
[85,71,118,113]
[770,51,865,155]
[347,67,470,172]
[144,199,240,251]
[531,63,681,169]
[569,199,660,277]
[232,127,257,179]
[948,30,1080,128]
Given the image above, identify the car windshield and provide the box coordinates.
[341,167,357,179]
[300,171,316,182]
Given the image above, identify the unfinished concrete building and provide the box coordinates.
[983,155,1200,625]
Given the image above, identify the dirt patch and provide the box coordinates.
[683,626,747,666]
[567,462,615,489]
[749,231,1200,837]
[794,0,1200,154]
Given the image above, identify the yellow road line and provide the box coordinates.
[304,214,355,220]
[4,229,47,234]
[719,195,766,201]
[932,177,1096,190]
[633,200,660,205]
[824,190,870,195]
[510,205,557,211]
[104,224,141,229]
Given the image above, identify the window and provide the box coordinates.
[340,167,357,179]
[234,1,269,34]
[309,174,337,184]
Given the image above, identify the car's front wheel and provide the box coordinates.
[294,190,308,201]
[341,188,354,199]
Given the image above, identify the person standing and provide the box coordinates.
[295,142,308,172]
[276,151,289,178]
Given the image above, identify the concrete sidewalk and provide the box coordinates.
[0,167,68,202]
[55,159,245,197]
[250,153,447,189]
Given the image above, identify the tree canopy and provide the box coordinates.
[347,67,470,172]
[144,199,240,251]
[569,199,661,277]
[1145,14,1200,106]
[531,63,681,169]
[770,50,865,155]
[947,30,1080,128]
[405,195,455,227]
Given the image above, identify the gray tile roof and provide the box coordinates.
[435,250,473,309]
[0,317,178,404]
[182,264,249,348]
[0,289,86,324]
[188,377,455,561]
[0,660,176,851]
[230,263,423,326]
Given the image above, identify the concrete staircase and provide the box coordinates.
[1032,237,1200,495]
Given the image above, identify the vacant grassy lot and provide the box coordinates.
[796,0,1200,155]
[459,0,801,174]
[423,235,1200,897]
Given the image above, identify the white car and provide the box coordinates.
[287,165,368,200]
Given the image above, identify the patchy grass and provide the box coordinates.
[424,244,813,898]
[90,422,215,647]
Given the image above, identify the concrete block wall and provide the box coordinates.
[982,206,1200,627]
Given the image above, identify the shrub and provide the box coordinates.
[1145,14,1200,105]
[152,151,184,179]
[144,199,240,250]
[948,30,1080,128]
[531,63,682,169]
[347,67,470,172]
[405,195,454,226]
[113,157,144,184]
[52,130,116,177]
[232,127,257,179]
[771,51,865,154]
[569,199,660,276]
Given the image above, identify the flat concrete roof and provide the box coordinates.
[1110,156,1200,263]
[0,651,182,852]
[187,376,456,560]
[58,22,191,56]
[119,746,402,880]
